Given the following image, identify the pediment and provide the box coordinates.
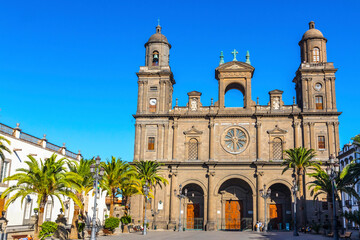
[183,126,203,135]
[187,91,202,96]
[267,125,288,135]
[269,89,284,94]
[216,61,255,72]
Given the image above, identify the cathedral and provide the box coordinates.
[129,21,340,231]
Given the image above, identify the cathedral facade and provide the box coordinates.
[129,22,340,231]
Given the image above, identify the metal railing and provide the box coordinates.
[19,132,41,145]
[0,123,14,135]
[46,142,61,152]
[185,218,204,230]
[216,217,253,231]
[66,150,78,159]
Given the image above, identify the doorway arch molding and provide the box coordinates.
[214,174,256,196]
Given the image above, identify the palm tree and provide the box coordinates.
[100,157,135,217]
[67,158,94,239]
[0,136,11,161]
[0,153,82,240]
[134,160,168,227]
[282,147,319,225]
[120,176,141,216]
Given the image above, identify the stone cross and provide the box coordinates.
[231,49,238,61]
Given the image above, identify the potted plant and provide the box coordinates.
[39,221,58,240]
[103,217,120,235]
[120,215,132,233]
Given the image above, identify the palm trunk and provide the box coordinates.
[298,169,305,226]
[34,206,45,240]
[110,195,115,217]
[69,207,80,239]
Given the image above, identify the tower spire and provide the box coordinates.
[245,50,251,65]
[219,51,224,65]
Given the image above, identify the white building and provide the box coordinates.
[0,122,108,234]
[338,142,360,229]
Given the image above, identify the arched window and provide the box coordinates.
[315,96,323,110]
[152,51,159,66]
[313,47,320,62]
[272,138,283,160]
[188,138,198,160]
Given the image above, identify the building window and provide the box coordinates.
[0,161,9,182]
[272,138,283,160]
[313,47,320,62]
[150,86,157,91]
[315,96,323,110]
[188,138,198,160]
[152,51,159,66]
[148,137,155,151]
[45,200,52,220]
[318,136,325,150]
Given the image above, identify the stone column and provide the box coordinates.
[140,124,145,160]
[168,171,177,229]
[334,122,340,155]
[307,78,313,110]
[256,171,264,223]
[331,78,337,110]
[256,122,262,160]
[252,194,257,229]
[163,123,169,161]
[209,119,215,160]
[134,124,141,161]
[293,122,300,148]
[143,80,148,113]
[325,78,332,110]
[138,81,144,113]
[302,79,308,109]
[327,122,335,156]
[157,124,162,160]
[207,171,216,231]
[172,120,178,161]
[309,122,315,150]
[303,122,310,149]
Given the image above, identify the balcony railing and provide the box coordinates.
[19,132,41,145]
[46,142,61,152]
[0,123,14,136]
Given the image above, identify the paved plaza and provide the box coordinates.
[97,230,342,240]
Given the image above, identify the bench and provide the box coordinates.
[11,235,28,240]
[339,231,352,239]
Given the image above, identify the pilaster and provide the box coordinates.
[293,122,300,148]
[256,122,262,160]
[140,124,145,160]
[172,120,178,161]
[168,170,177,229]
[206,171,216,231]
[309,122,315,150]
[327,122,335,156]
[209,119,215,160]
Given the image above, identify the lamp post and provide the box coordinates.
[291,176,299,236]
[142,181,150,235]
[174,184,187,232]
[259,184,271,232]
[90,156,104,240]
[326,154,340,240]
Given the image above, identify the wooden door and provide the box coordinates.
[269,204,282,229]
[225,200,242,230]
[187,204,200,229]
[0,198,4,215]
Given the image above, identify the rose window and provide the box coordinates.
[222,127,248,154]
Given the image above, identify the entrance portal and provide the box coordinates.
[225,200,242,230]
[268,183,291,230]
[183,183,204,230]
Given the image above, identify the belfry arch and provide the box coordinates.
[224,82,246,107]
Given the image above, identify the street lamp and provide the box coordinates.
[174,184,187,232]
[259,184,271,232]
[142,181,150,235]
[291,176,299,236]
[90,156,104,240]
[326,154,340,240]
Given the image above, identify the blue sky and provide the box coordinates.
[0,1,359,161]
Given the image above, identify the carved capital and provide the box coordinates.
[309,122,315,127]
[304,77,312,82]
[326,121,334,126]
[207,171,215,177]
[255,122,262,128]
[324,77,335,81]
[208,123,215,129]
[293,122,300,127]
[172,123,178,129]
[334,122,340,126]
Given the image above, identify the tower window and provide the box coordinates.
[315,96,323,109]
[152,51,159,66]
[313,48,320,62]
[148,137,155,150]
[188,138,198,160]
[318,136,325,150]
[150,86,157,91]
[272,137,283,160]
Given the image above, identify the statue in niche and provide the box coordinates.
[191,98,197,111]
[272,97,280,110]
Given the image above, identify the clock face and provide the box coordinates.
[149,99,157,105]
[315,83,322,91]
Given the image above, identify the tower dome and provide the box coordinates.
[301,21,326,41]
[145,25,171,48]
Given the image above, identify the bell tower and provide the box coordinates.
[136,24,175,114]
[293,21,337,112]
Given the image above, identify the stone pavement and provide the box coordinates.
[97,230,334,240]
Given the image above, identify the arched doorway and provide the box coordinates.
[268,183,292,230]
[183,183,204,230]
[218,178,253,231]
